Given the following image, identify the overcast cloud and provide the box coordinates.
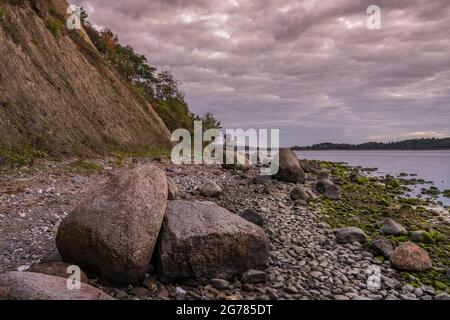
[73,0,450,146]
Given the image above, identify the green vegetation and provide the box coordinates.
[66,160,103,175]
[82,13,221,134]
[0,144,48,167]
[293,137,450,150]
[46,17,64,36]
[310,161,450,293]
[443,190,450,198]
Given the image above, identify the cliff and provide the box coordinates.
[0,0,172,157]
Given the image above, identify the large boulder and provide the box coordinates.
[380,218,407,236]
[335,227,368,244]
[390,241,432,272]
[56,165,168,285]
[156,201,269,281]
[275,149,305,183]
[0,272,114,300]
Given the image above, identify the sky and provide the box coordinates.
[73,0,450,146]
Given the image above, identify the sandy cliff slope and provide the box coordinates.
[0,0,172,156]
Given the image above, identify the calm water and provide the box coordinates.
[296,150,450,206]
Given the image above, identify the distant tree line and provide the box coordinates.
[81,11,220,133]
[292,138,450,150]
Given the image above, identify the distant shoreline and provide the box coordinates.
[293,148,450,151]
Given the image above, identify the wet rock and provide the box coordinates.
[275,149,305,183]
[56,164,168,285]
[241,209,265,227]
[390,241,432,272]
[335,227,368,244]
[0,272,114,300]
[156,201,269,281]
[200,180,222,198]
[369,237,395,258]
[380,218,407,236]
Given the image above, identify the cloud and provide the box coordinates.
[74,0,450,145]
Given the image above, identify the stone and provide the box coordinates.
[28,262,89,283]
[335,227,368,244]
[275,149,305,183]
[167,178,179,200]
[290,186,309,201]
[128,287,150,299]
[200,179,222,198]
[369,237,395,258]
[317,169,331,180]
[251,175,272,185]
[241,270,267,284]
[142,277,158,293]
[41,250,62,263]
[380,218,407,236]
[315,179,342,200]
[435,293,450,300]
[410,230,434,244]
[390,241,432,272]
[0,272,114,300]
[156,201,269,281]
[56,164,168,285]
[241,209,265,227]
[211,279,230,290]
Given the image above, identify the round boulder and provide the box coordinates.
[390,241,432,272]
[275,149,305,183]
[335,227,368,244]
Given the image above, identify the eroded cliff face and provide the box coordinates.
[0,0,172,156]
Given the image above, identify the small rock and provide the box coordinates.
[200,180,222,198]
[369,237,395,258]
[241,209,265,227]
[335,227,368,244]
[241,270,267,284]
[142,277,158,293]
[211,279,230,290]
[128,287,150,298]
[285,286,298,294]
[410,230,434,244]
[380,218,407,236]
[317,169,331,180]
[115,290,128,300]
[290,187,309,201]
[435,293,450,300]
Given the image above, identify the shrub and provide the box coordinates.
[47,17,64,36]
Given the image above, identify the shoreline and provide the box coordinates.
[0,156,449,300]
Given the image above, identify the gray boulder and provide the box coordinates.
[0,272,114,300]
[275,149,305,183]
[156,201,269,281]
[335,227,368,244]
[56,164,168,285]
[380,218,407,236]
[317,169,331,180]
